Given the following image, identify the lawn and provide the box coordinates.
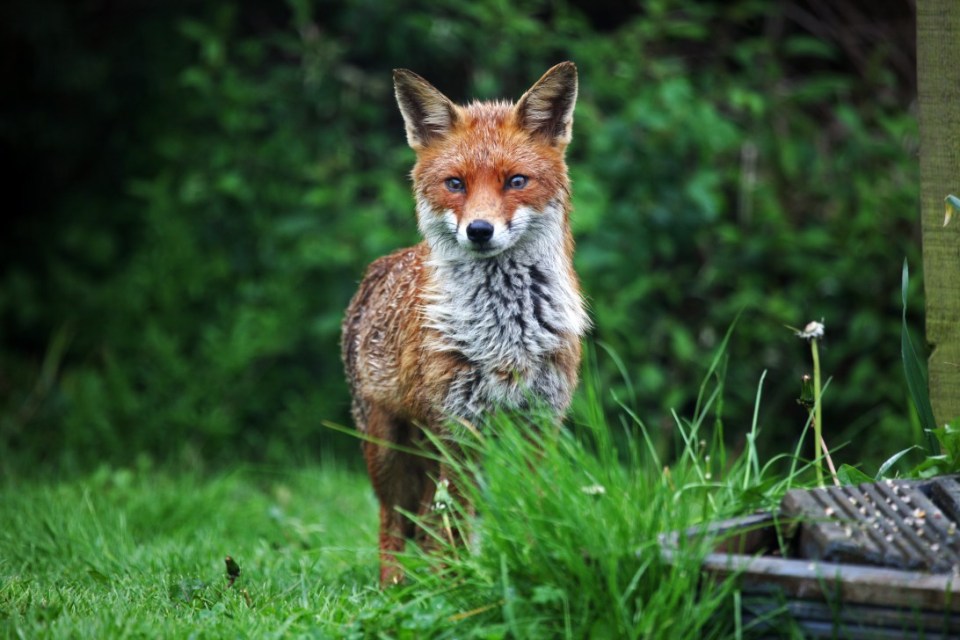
[0,408,761,639]
[0,462,382,637]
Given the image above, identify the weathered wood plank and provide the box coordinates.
[697,552,960,612]
[917,0,960,427]
[742,598,960,640]
[931,476,960,523]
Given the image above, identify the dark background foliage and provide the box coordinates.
[0,0,922,473]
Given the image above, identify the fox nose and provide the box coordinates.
[466,220,494,244]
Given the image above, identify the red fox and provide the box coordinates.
[341,62,588,586]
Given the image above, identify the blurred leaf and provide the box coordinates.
[945,194,959,226]
[836,464,871,485]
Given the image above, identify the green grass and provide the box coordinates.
[0,463,380,637]
[0,440,748,638]
[1,352,815,639]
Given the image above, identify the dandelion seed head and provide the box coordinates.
[796,320,825,341]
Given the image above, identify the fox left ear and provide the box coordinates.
[515,62,578,146]
[394,69,459,149]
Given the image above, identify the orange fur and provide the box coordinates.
[342,63,587,586]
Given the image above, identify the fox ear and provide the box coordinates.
[515,62,578,145]
[393,69,458,149]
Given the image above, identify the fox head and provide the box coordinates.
[393,63,578,260]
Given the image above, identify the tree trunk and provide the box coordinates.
[917,0,960,427]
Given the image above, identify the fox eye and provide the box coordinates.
[506,175,528,189]
[444,177,465,193]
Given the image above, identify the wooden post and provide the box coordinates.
[917,0,960,427]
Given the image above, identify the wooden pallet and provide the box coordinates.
[662,476,960,638]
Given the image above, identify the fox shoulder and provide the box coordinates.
[341,244,428,380]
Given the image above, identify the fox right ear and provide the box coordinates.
[515,62,578,146]
[393,69,458,149]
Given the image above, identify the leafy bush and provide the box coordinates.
[0,0,922,469]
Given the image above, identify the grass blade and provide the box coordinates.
[875,446,918,480]
[900,259,940,454]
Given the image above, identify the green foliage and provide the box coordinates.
[0,0,921,468]
[569,8,920,463]
[912,420,960,477]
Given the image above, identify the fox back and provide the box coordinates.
[341,62,587,586]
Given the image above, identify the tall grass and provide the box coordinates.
[343,343,811,639]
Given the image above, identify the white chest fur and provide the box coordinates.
[422,203,588,419]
